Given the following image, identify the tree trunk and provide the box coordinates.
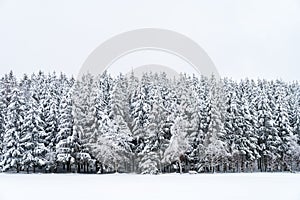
[178,159,183,174]
[77,163,81,173]
[67,157,71,172]
[101,164,104,174]
[95,161,100,173]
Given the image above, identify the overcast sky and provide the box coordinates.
[0,0,299,80]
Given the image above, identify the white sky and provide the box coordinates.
[0,0,299,80]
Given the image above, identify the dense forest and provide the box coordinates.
[0,71,299,174]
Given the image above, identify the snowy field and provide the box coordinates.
[0,173,300,200]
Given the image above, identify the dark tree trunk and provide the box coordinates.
[101,164,104,174]
[95,161,100,173]
[67,157,71,172]
[77,163,81,173]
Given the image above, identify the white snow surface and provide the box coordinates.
[0,173,299,200]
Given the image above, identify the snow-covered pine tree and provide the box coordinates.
[0,72,16,168]
[138,78,162,174]
[0,77,7,159]
[21,99,48,172]
[1,74,26,172]
[55,72,74,146]
[255,80,280,172]
[55,73,75,140]
[72,73,97,173]
[108,74,133,172]
[56,94,73,144]
[90,120,120,173]
[202,76,228,173]
[97,70,113,116]
[163,116,189,174]
[171,74,200,173]
[294,84,300,143]
[191,75,210,172]
[43,73,59,148]
[274,80,299,171]
[55,91,74,172]
[154,73,176,173]
[19,74,48,173]
[224,78,260,172]
[129,73,152,172]
[288,81,300,146]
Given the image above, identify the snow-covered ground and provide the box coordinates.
[0,173,299,200]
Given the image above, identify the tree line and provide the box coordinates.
[0,70,299,174]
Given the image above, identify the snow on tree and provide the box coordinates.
[43,74,59,147]
[0,71,299,174]
[255,80,280,171]
[0,78,7,158]
[88,111,131,173]
[55,72,74,145]
[224,78,259,172]
[1,82,26,172]
[202,76,229,173]
[129,73,152,172]
[189,75,210,172]
[56,93,73,144]
[108,75,133,171]
[288,82,300,146]
[96,71,114,117]
[273,80,299,171]
[54,92,74,172]
[21,76,49,172]
[163,116,189,174]
[90,130,119,173]
[138,100,161,174]
[72,74,96,172]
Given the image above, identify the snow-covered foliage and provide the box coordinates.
[0,70,299,174]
